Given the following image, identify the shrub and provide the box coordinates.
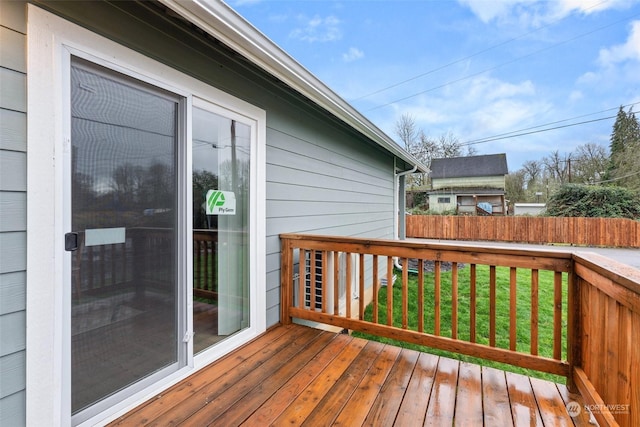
[544,184,640,219]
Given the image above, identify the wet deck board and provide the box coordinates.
[109,324,591,426]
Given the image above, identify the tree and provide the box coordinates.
[395,115,473,209]
[543,150,571,184]
[572,143,608,184]
[607,106,640,188]
[521,160,542,189]
[505,171,526,209]
[395,113,418,151]
[545,184,640,219]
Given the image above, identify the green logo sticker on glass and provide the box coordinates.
[206,190,236,215]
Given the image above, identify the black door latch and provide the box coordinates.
[65,232,78,251]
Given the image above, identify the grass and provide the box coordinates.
[352,264,568,383]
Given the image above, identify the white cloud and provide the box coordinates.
[569,90,584,102]
[289,15,342,42]
[342,47,364,62]
[228,0,262,6]
[466,77,535,102]
[458,0,639,26]
[598,20,640,66]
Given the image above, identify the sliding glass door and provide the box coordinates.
[69,57,184,421]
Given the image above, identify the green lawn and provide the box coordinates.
[352,264,568,383]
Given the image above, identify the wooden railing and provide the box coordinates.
[72,228,218,301]
[571,252,640,427]
[406,215,640,247]
[280,233,640,426]
[193,230,218,301]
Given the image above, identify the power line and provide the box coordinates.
[352,0,610,102]
[366,9,640,112]
[458,100,640,146]
[461,116,616,146]
[591,169,640,184]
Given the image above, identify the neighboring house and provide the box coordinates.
[427,153,508,215]
[0,1,426,426]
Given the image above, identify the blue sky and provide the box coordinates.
[228,0,640,170]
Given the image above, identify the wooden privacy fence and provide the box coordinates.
[280,233,640,426]
[406,215,640,247]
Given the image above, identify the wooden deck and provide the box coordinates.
[109,324,594,426]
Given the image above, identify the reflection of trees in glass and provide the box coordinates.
[108,162,174,210]
[111,163,145,208]
[73,172,97,212]
[219,159,249,193]
[193,170,218,229]
[72,161,175,229]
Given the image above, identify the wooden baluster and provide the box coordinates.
[402,258,408,329]
[470,264,477,343]
[452,262,458,339]
[310,249,316,310]
[418,259,424,333]
[194,239,200,293]
[553,271,562,360]
[346,253,352,319]
[299,249,307,310]
[100,246,105,289]
[321,251,328,313]
[88,247,94,290]
[434,261,441,336]
[111,245,116,286]
[387,257,393,326]
[531,269,539,356]
[510,267,517,351]
[203,238,209,293]
[122,237,127,286]
[359,253,365,320]
[372,255,379,323]
[333,252,339,315]
[489,265,496,347]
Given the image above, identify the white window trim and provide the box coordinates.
[26,5,266,426]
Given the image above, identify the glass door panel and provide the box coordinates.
[192,106,250,353]
[70,58,181,416]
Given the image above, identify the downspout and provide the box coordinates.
[394,163,418,272]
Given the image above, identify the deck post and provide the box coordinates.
[280,237,293,325]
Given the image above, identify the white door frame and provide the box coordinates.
[26,6,266,426]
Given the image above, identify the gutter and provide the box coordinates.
[394,164,420,273]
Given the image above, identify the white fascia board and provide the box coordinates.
[159,0,427,173]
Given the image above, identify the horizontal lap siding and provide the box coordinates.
[265,122,395,326]
[22,2,399,333]
[0,1,27,425]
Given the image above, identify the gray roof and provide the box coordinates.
[427,188,506,196]
[430,154,508,179]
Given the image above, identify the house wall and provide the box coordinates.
[428,194,457,213]
[0,1,27,425]
[431,175,505,190]
[0,3,398,422]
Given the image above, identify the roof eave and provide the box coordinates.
[159,0,427,173]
